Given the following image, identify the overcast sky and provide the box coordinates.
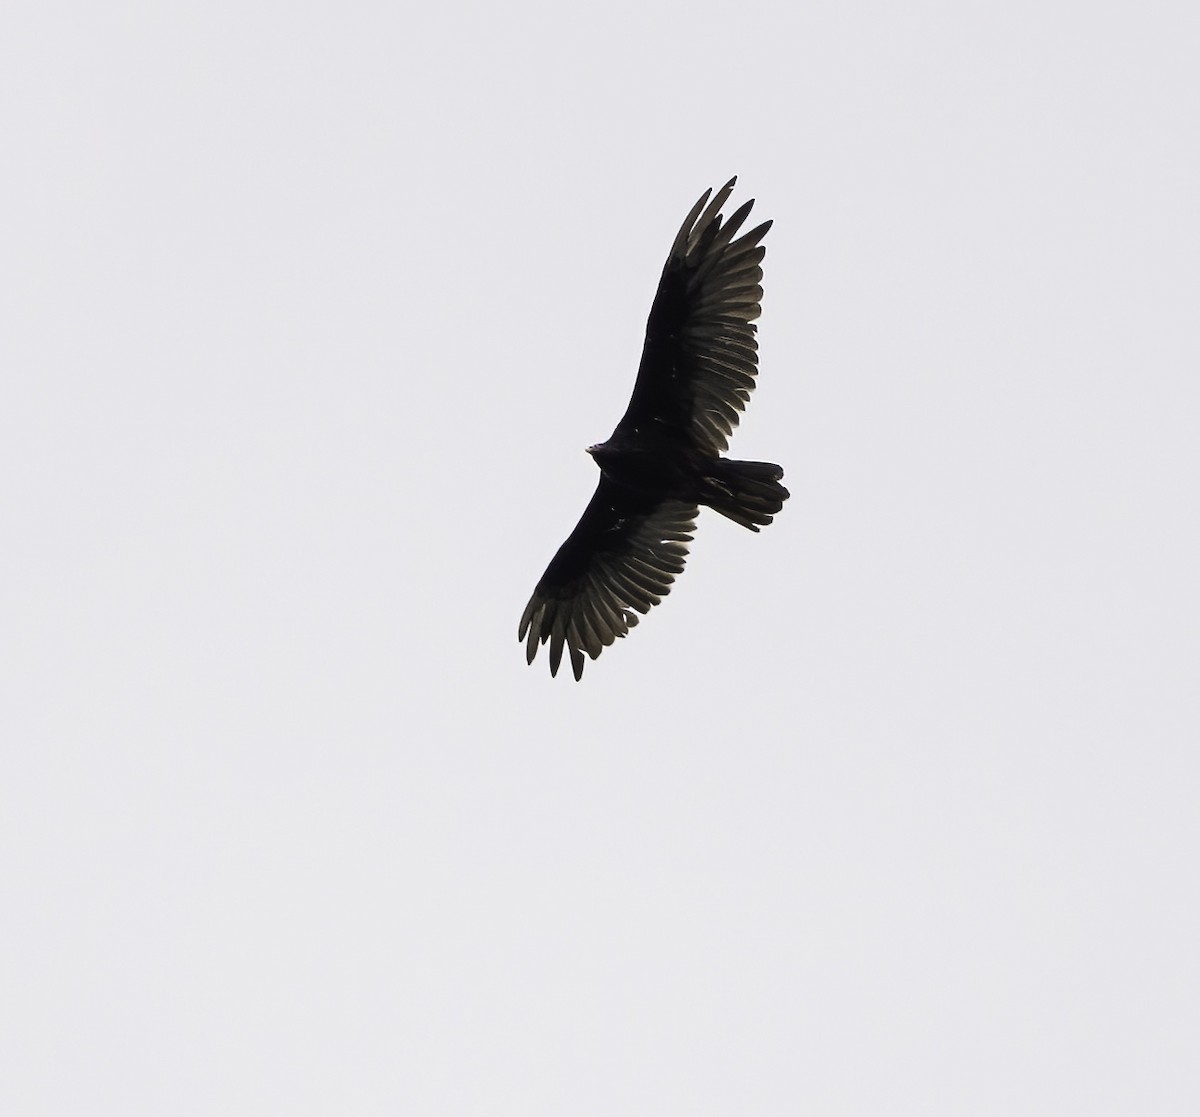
[3,2,1198,1114]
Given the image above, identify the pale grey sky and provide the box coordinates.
[3,2,1198,1114]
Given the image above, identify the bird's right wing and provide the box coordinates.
[519,479,697,680]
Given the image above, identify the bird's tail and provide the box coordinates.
[702,459,789,532]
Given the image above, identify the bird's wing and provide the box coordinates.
[616,177,772,455]
[519,478,697,680]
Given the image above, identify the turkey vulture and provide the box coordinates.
[519,178,788,679]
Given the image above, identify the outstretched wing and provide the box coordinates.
[519,479,697,680]
[616,177,772,455]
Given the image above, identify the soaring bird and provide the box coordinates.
[519,178,788,679]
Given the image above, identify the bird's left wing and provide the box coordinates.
[616,177,772,455]
[519,478,697,680]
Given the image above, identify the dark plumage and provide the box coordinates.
[519,178,788,679]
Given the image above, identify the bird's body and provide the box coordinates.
[587,432,699,500]
[520,179,788,679]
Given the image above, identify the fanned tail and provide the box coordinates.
[702,459,789,531]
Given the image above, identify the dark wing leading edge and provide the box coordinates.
[519,479,697,680]
[616,177,772,455]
